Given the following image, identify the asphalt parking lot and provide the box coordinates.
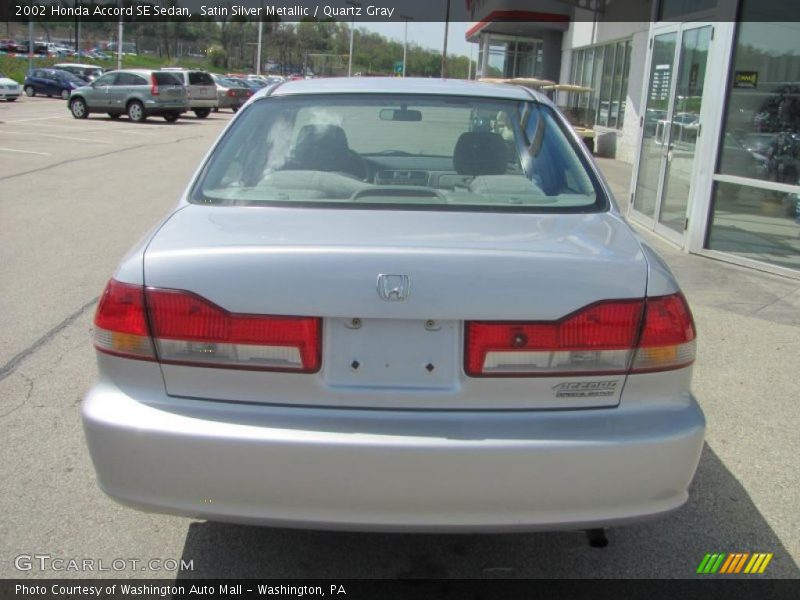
[1,95,798,580]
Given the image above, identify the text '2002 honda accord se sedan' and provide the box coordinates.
[82,78,704,537]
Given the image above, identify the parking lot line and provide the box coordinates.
[6,121,159,135]
[0,146,51,155]
[2,130,115,144]
[3,115,69,123]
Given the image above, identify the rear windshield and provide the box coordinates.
[188,71,214,85]
[84,67,103,77]
[191,94,605,212]
[153,72,182,86]
[222,78,249,88]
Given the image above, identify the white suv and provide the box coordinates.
[160,68,218,118]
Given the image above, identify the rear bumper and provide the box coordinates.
[189,99,218,109]
[82,381,704,532]
[143,100,188,114]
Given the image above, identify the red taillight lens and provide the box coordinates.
[93,280,155,360]
[631,293,696,373]
[150,74,159,96]
[226,89,235,97]
[145,288,321,372]
[465,300,643,377]
[93,280,320,372]
[465,294,696,377]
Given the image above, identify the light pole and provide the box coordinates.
[27,19,33,72]
[116,0,123,70]
[256,0,264,75]
[441,0,451,78]
[346,1,361,77]
[400,15,411,77]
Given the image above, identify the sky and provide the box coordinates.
[360,22,476,59]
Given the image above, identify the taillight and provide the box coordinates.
[146,287,320,372]
[226,89,235,97]
[93,280,320,372]
[94,280,155,360]
[465,300,643,377]
[631,293,696,373]
[465,293,695,377]
[150,73,158,95]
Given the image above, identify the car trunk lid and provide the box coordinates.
[143,205,648,409]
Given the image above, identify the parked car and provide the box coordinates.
[68,69,188,122]
[210,74,252,112]
[53,63,105,83]
[83,78,704,536]
[23,68,85,99]
[0,39,24,53]
[160,68,218,118]
[234,77,267,93]
[0,72,21,101]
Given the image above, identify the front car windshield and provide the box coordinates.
[192,94,604,212]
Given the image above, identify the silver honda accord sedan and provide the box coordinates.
[82,77,704,535]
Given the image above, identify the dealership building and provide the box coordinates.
[467,0,800,277]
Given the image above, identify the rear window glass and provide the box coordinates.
[191,94,605,213]
[154,72,181,86]
[188,71,214,85]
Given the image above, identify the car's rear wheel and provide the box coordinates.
[60,89,70,100]
[24,86,35,97]
[69,97,88,119]
[127,100,146,123]
[163,113,180,123]
[231,106,239,113]
[213,107,219,113]
[108,112,121,119]
[193,108,211,119]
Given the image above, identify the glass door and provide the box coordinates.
[633,30,678,224]
[632,24,714,244]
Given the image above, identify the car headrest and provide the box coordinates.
[292,124,350,167]
[453,132,507,176]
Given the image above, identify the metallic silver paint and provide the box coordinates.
[83,79,705,530]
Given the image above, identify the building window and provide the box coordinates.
[569,39,632,130]
[478,35,544,79]
[707,3,800,271]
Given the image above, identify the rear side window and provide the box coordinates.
[188,71,214,85]
[192,93,605,213]
[154,72,182,86]
[117,73,147,85]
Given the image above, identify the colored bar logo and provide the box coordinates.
[696,553,773,574]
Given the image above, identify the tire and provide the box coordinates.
[193,108,211,119]
[163,113,180,122]
[7,97,18,102]
[24,86,35,97]
[60,89,70,100]
[584,138,595,154]
[231,106,239,113]
[213,107,219,113]
[69,97,88,119]
[127,100,146,123]
[107,112,121,119]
